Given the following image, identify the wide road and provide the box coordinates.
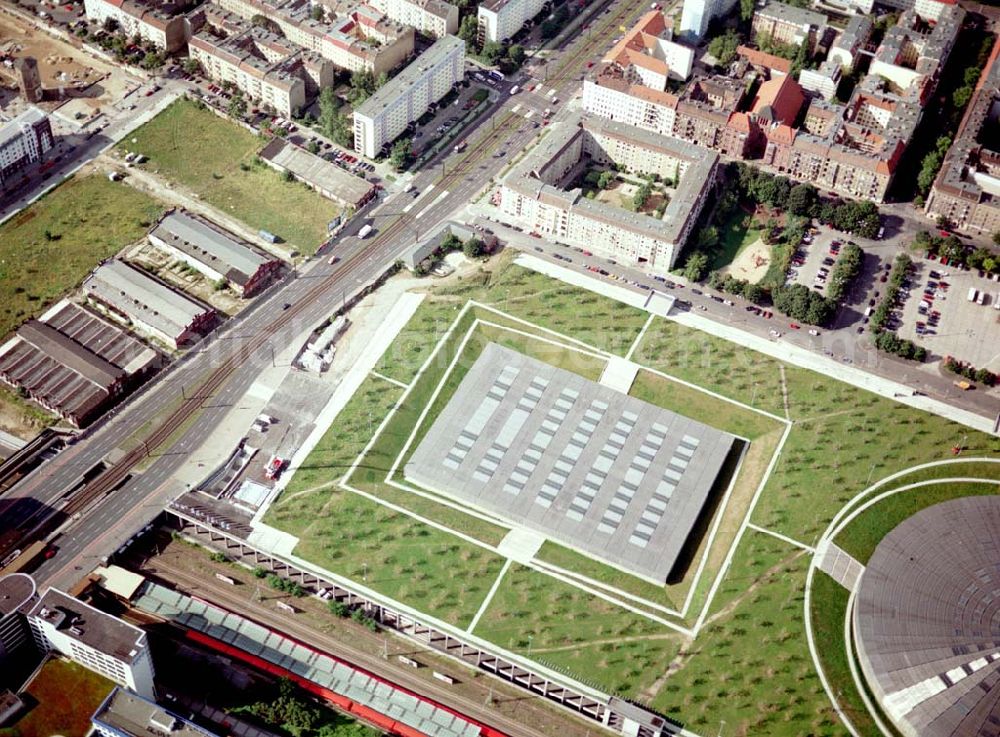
[13,0,659,592]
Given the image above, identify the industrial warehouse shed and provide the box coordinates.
[148,211,283,298]
[0,300,160,426]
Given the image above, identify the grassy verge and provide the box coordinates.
[834,480,1000,564]
[0,174,164,340]
[122,99,337,253]
[808,572,879,737]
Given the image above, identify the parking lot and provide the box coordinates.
[897,259,1000,371]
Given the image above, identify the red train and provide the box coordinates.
[184,628,509,737]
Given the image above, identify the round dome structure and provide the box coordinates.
[854,496,1000,737]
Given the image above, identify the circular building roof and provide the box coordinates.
[854,496,1000,737]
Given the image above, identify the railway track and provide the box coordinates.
[23,0,652,559]
[141,556,572,737]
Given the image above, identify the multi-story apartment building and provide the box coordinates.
[0,107,53,191]
[584,3,961,204]
[82,0,195,51]
[28,588,156,700]
[925,41,1000,236]
[582,65,679,136]
[869,5,962,103]
[476,0,545,44]
[678,0,737,42]
[498,113,717,274]
[581,11,694,135]
[190,9,333,116]
[353,34,464,157]
[367,0,457,37]
[751,1,825,51]
[827,15,872,71]
[213,0,413,75]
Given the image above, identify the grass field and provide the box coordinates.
[472,564,683,695]
[710,208,764,272]
[265,258,1000,736]
[0,174,164,341]
[834,480,1000,563]
[122,99,336,253]
[0,658,114,737]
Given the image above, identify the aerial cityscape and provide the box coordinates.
[0,0,998,732]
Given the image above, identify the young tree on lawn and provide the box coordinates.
[390,137,412,170]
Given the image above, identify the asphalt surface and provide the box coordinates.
[11,0,660,593]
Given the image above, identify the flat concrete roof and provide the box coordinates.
[30,588,148,664]
[93,687,220,737]
[355,35,464,120]
[0,573,36,619]
[854,496,1000,737]
[405,343,735,582]
[259,139,374,207]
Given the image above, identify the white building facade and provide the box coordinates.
[353,35,464,158]
[679,0,737,41]
[0,107,53,190]
[476,0,546,43]
[29,589,156,700]
[367,0,457,37]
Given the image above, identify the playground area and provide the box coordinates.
[723,237,771,283]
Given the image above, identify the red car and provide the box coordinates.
[789,323,801,329]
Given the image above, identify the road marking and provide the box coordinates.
[547,89,556,98]
[511,104,522,113]
[402,200,416,213]
[424,182,435,194]
[525,110,534,118]
[415,190,449,220]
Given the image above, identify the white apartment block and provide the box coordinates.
[367,0,457,37]
[82,0,192,51]
[477,0,545,44]
[353,34,464,158]
[28,588,156,700]
[498,113,717,274]
[679,0,737,42]
[0,107,53,190]
[582,71,677,136]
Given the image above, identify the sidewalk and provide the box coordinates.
[514,255,999,435]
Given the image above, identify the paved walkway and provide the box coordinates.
[815,539,865,590]
[599,356,639,394]
[247,289,425,543]
[514,255,998,435]
[497,527,546,563]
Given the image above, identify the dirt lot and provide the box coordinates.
[724,238,770,283]
[0,12,136,118]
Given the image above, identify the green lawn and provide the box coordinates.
[0,658,114,737]
[710,207,763,272]
[122,99,337,253]
[808,572,880,737]
[265,259,1000,736]
[653,531,842,736]
[834,479,1000,564]
[471,564,683,697]
[0,174,164,341]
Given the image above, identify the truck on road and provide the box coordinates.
[358,224,373,239]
